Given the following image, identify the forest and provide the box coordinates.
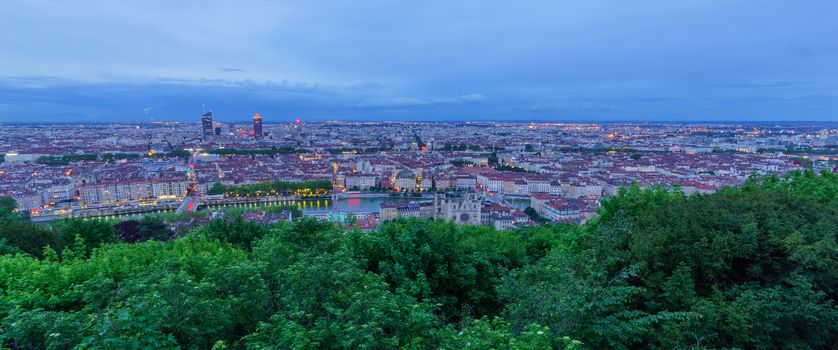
[0,170,835,349]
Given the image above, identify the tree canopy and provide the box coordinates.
[207,180,332,197]
[0,169,835,349]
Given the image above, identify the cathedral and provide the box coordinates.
[432,192,481,225]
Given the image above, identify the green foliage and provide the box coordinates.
[113,216,173,243]
[208,182,226,195]
[495,165,527,172]
[245,252,437,348]
[413,132,426,149]
[438,317,574,350]
[581,170,838,348]
[558,146,643,153]
[487,152,499,165]
[440,143,484,152]
[326,147,367,154]
[76,293,180,349]
[0,237,268,349]
[524,206,550,224]
[1,308,85,349]
[449,159,475,167]
[502,248,689,349]
[191,215,271,250]
[208,179,332,197]
[0,238,21,256]
[29,151,193,166]
[347,218,569,321]
[207,147,308,156]
[219,204,302,219]
[51,218,117,256]
[0,171,835,349]
[149,149,190,159]
[0,197,15,214]
[0,211,59,258]
[35,154,97,165]
[100,152,141,161]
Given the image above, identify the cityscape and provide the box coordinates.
[1,1,836,349]
[2,115,835,229]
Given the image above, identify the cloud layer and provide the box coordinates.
[1,0,837,122]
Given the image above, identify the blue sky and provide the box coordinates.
[1,0,837,123]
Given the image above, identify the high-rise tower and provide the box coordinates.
[201,111,214,137]
[252,113,263,138]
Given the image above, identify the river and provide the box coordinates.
[83,196,429,221]
[205,196,427,214]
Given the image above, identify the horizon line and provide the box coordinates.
[1,119,837,126]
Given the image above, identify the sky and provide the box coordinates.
[1,0,837,123]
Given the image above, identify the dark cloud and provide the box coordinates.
[0,1,836,122]
[218,67,247,73]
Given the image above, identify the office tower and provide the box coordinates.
[253,113,263,138]
[201,111,214,137]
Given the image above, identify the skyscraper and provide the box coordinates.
[201,111,213,137]
[252,113,263,138]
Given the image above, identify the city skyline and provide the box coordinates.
[2,0,837,122]
[2,2,836,348]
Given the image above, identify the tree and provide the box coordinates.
[76,294,180,350]
[0,197,16,215]
[347,218,567,321]
[577,172,838,348]
[0,237,268,349]
[114,220,141,243]
[487,152,499,166]
[208,182,227,195]
[245,252,437,348]
[501,248,687,349]
[524,206,549,224]
[52,218,117,256]
[192,215,271,250]
[114,216,173,243]
[0,172,834,349]
[438,317,572,350]
[0,216,59,258]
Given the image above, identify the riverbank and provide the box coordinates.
[31,193,433,222]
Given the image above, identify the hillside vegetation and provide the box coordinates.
[0,170,835,349]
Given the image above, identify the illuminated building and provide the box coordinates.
[253,113,263,138]
[151,181,188,198]
[79,182,155,205]
[344,174,376,190]
[201,111,214,137]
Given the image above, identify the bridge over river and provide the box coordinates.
[32,195,433,222]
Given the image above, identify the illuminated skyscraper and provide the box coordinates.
[252,113,263,138]
[201,111,214,137]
